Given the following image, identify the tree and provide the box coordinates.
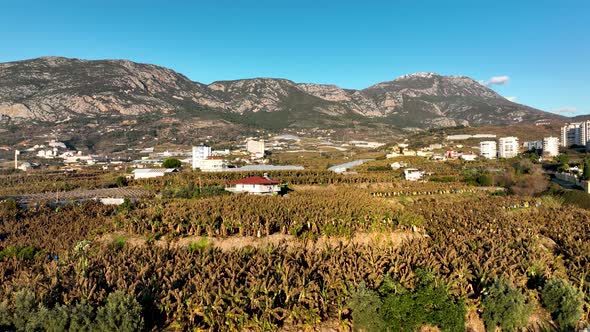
[541,278,584,329]
[555,154,570,165]
[162,158,181,168]
[115,176,128,187]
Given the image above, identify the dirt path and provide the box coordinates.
[98,229,426,252]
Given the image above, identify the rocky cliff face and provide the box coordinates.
[0,57,563,129]
[0,57,223,121]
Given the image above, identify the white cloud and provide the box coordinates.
[504,96,517,102]
[485,76,510,86]
[552,107,577,115]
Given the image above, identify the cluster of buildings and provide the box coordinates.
[190,139,269,172]
[191,145,227,172]
[522,137,560,157]
[479,137,520,159]
[480,136,560,159]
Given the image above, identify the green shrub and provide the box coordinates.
[348,282,386,332]
[115,176,128,187]
[395,211,425,227]
[187,238,210,253]
[111,236,127,251]
[0,290,140,332]
[348,272,465,332]
[541,278,584,329]
[477,173,494,186]
[12,289,37,331]
[380,271,465,332]
[0,245,39,261]
[117,198,134,213]
[95,291,144,332]
[481,279,532,332]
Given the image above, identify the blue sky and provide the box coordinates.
[1,0,589,115]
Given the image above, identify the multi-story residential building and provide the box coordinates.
[542,137,560,157]
[560,121,590,148]
[192,145,212,169]
[498,137,519,159]
[479,141,497,159]
[246,140,265,157]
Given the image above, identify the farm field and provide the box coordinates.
[0,161,589,331]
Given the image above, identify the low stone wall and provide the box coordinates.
[555,172,590,193]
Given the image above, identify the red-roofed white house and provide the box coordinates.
[225,175,281,195]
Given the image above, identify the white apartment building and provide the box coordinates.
[479,141,497,159]
[246,140,265,156]
[543,137,560,157]
[560,121,590,148]
[192,146,211,169]
[498,137,519,159]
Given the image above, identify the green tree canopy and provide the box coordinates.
[162,158,181,168]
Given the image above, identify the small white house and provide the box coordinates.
[404,168,424,181]
[460,153,477,161]
[132,168,178,179]
[225,175,281,195]
[390,161,408,170]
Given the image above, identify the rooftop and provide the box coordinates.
[229,176,280,185]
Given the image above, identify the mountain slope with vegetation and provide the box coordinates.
[0,57,567,150]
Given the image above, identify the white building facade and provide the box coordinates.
[542,137,560,157]
[246,140,265,156]
[479,141,497,159]
[197,158,228,172]
[560,121,590,148]
[192,146,212,169]
[498,137,519,159]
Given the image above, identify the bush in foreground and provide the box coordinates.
[348,272,465,332]
[481,279,532,332]
[0,289,143,332]
[541,278,584,329]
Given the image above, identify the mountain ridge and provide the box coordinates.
[0,56,567,134]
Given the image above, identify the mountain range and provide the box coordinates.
[0,57,567,150]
